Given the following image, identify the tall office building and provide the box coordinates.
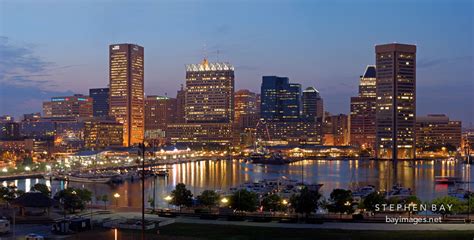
[234,89,258,125]
[375,43,416,160]
[260,76,301,121]
[350,65,377,148]
[302,87,324,120]
[234,89,259,146]
[167,59,234,147]
[323,113,349,146]
[42,94,93,119]
[89,88,110,117]
[144,96,177,143]
[109,43,144,147]
[185,59,234,123]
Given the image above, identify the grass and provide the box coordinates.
[158,223,474,240]
[75,223,474,240]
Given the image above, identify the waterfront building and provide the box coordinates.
[109,43,145,147]
[350,65,377,149]
[375,43,416,160]
[84,118,123,150]
[89,88,110,117]
[167,59,234,148]
[42,94,93,119]
[323,113,349,146]
[302,87,324,121]
[261,121,322,146]
[260,76,301,121]
[416,114,462,150]
[144,95,177,145]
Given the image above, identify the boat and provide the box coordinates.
[155,170,169,177]
[435,176,460,184]
[386,184,412,198]
[352,185,376,198]
[248,152,292,165]
[66,175,112,184]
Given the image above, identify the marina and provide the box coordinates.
[0,158,471,208]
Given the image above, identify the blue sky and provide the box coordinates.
[0,0,472,126]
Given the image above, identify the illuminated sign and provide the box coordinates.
[51,98,65,102]
[112,45,120,50]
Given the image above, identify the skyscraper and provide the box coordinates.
[144,95,177,144]
[350,65,377,149]
[167,59,234,147]
[302,87,324,121]
[109,44,144,147]
[260,76,301,121]
[375,43,416,160]
[89,88,110,117]
[185,59,234,123]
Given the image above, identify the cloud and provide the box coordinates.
[418,56,472,69]
[0,36,84,90]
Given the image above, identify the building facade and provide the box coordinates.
[166,60,234,148]
[260,76,301,121]
[89,88,110,117]
[144,96,177,144]
[350,65,377,148]
[42,95,93,119]
[234,89,259,146]
[416,114,462,150]
[375,43,416,160]
[109,43,144,146]
[302,87,324,121]
[84,119,123,150]
[323,113,349,146]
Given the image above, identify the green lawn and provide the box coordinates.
[158,223,474,240]
[75,223,474,240]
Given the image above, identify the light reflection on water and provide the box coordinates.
[3,159,472,208]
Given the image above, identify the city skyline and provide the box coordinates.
[0,0,472,126]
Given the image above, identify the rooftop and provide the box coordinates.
[186,59,234,72]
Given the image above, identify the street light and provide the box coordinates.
[281,199,288,205]
[221,197,229,204]
[164,195,173,208]
[114,193,120,207]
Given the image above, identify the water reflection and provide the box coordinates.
[3,159,472,208]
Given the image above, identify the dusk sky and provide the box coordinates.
[0,0,472,126]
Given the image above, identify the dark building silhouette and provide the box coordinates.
[375,43,416,160]
[89,88,110,117]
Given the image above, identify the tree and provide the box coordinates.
[290,187,321,217]
[0,186,24,204]
[53,188,92,213]
[197,190,220,210]
[230,189,258,212]
[31,183,51,197]
[361,192,385,213]
[431,196,464,219]
[403,195,422,214]
[261,194,285,212]
[327,189,354,217]
[170,183,193,211]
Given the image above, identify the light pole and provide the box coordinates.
[114,193,120,208]
[164,195,172,209]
